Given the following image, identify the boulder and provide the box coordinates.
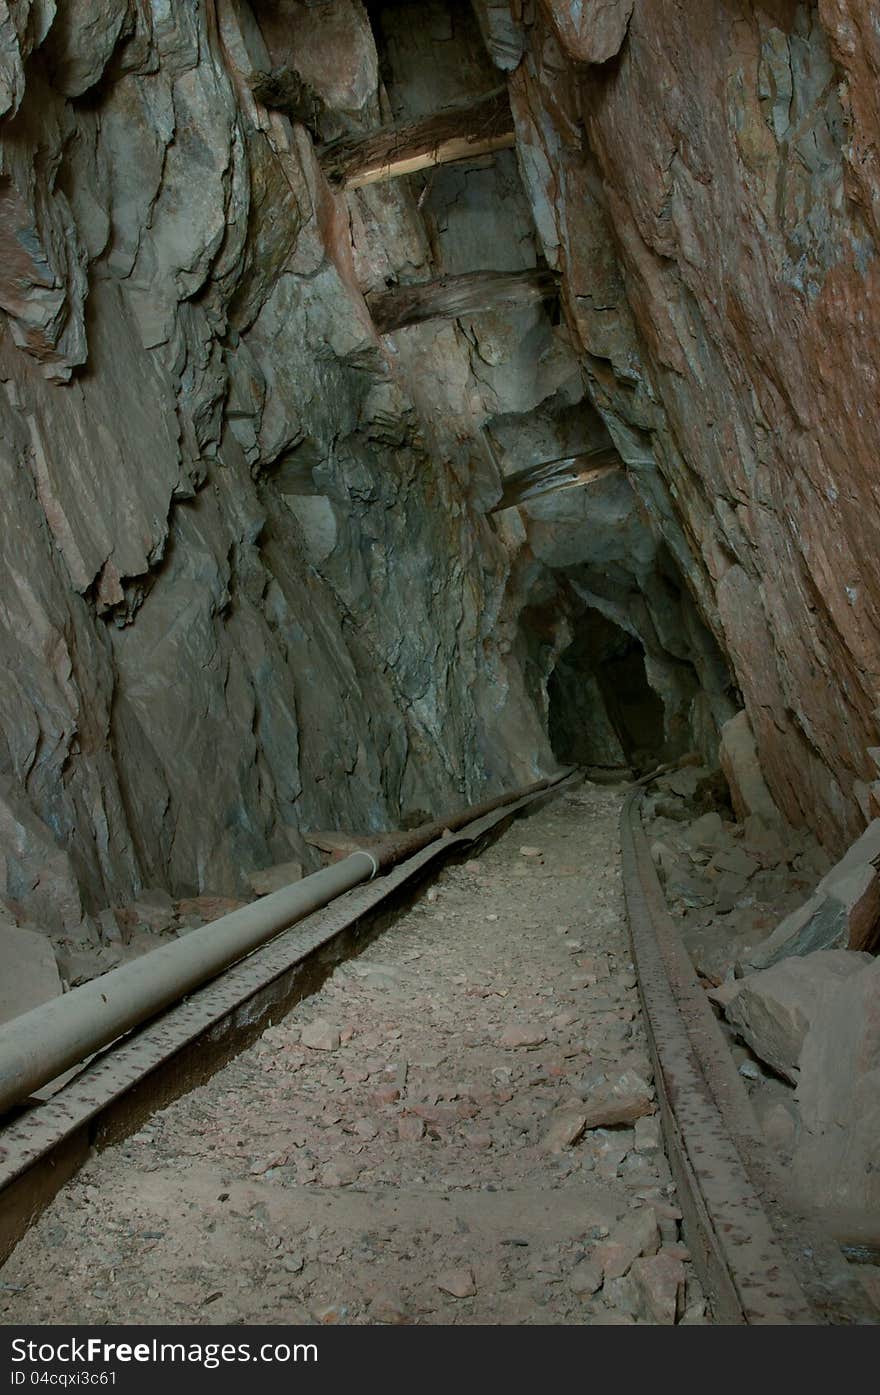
[541,1106,588,1153]
[792,957,880,1214]
[630,1251,685,1324]
[719,711,784,827]
[710,950,872,1083]
[683,811,724,850]
[246,860,304,897]
[749,821,880,969]
[130,889,175,933]
[709,846,759,880]
[580,1069,654,1129]
[544,0,635,66]
[0,921,63,1025]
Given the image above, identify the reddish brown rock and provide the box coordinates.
[541,1106,588,1153]
[749,822,880,969]
[630,1251,685,1324]
[792,956,880,1214]
[710,949,873,1083]
[581,1069,654,1129]
[436,1268,476,1299]
[0,921,62,1024]
[510,0,880,856]
[301,1021,341,1052]
[397,1115,425,1143]
[543,0,635,66]
[500,1024,547,1048]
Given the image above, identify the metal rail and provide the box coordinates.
[0,772,569,1120]
[0,771,577,1265]
[620,790,876,1325]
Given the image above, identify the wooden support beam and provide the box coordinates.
[367,266,558,334]
[320,89,515,190]
[489,447,622,513]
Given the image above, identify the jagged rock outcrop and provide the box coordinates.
[0,0,558,930]
[6,0,879,944]
[499,0,880,854]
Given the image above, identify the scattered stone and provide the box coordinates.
[719,710,784,826]
[519,846,543,858]
[246,860,304,896]
[397,1116,425,1142]
[0,922,63,1024]
[97,908,124,944]
[710,846,759,879]
[581,1069,654,1129]
[630,1251,685,1324]
[541,1106,588,1153]
[370,1085,400,1105]
[352,1118,378,1141]
[367,1291,409,1324]
[313,1303,347,1324]
[603,1274,639,1316]
[500,1024,547,1048]
[749,821,880,968]
[301,1021,341,1052]
[710,950,872,1082]
[176,896,246,924]
[319,1158,362,1188]
[683,812,724,851]
[742,816,787,868]
[568,1255,603,1298]
[436,1267,476,1299]
[634,1114,662,1153]
[753,1098,797,1154]
[130,889,175,933]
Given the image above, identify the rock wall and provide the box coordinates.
[0,0,558,929]
[10,0,872,935]
[495,0,880,853]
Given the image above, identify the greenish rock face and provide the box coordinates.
[7,0,877,947]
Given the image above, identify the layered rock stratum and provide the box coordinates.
[2,0,879,936]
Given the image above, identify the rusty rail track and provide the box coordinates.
[621,789,876,1325]
[2,772,874,1325]
[0,771,578,1266]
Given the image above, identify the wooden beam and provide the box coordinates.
[320,89,515,190]
[489,447,622,513]
[367,266,558,334]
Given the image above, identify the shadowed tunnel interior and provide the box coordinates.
[548,611,666,773]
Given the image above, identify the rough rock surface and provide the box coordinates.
[748,819,880,968]
[0,0,738,951]
[506,0,880,854]
[0,917,62,1024]
[641,767,829,985]
[710,949,873,1084]
[0,785,707,1325]
[792,955,880,1214]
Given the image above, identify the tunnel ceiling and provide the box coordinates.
[0,0,878,935]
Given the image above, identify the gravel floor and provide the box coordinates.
[0,782,708,1325]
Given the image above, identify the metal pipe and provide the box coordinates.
[0,852,377,1118]
[0,769,573,1117]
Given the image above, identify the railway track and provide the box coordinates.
[0,773,875,1324]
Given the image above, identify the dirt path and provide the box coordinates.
[0,783,707,1325]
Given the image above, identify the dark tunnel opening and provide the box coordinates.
[548,609,666,772]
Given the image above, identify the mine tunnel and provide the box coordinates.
[547,612,666,774]
[0,0,877,1337]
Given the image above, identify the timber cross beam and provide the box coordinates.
[320,89,515,190]
[489,448,622,513]
[367,267,559,334]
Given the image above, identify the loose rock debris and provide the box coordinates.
[0,784,708,1326]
